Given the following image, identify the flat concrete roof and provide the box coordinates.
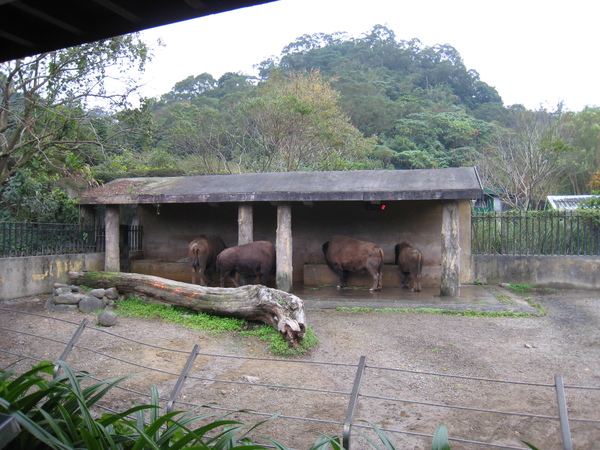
[78,168,484,205]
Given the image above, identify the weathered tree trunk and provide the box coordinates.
[68,271,306,347]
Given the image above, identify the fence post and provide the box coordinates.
[53,319,89,378]
[167,344,200,414]
[555,375,573,450]
[343,356,367,450]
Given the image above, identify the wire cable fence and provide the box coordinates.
[472,211,600,255]
[1,307,598,449]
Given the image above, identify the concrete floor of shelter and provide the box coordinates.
[292,283,539,314]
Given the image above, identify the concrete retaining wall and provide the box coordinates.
[0,253,104,300]
[3,253,600,300]
[472,255,600,290]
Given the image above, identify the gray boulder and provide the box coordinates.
[105,287,119,300]
[78,295,106,313]
[88,288,106,299]
[54,293,83,305]
[98,310,118,327]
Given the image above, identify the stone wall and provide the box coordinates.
[472,255,600,290]
[0,253,104,300]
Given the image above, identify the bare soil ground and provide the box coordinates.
[1,286,599,449]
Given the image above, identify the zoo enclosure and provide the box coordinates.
[472,211,600,255]
[1,307,598,449]
[0,222,143,258]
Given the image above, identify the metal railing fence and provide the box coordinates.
[472,211,600,255]
[0,222,143,257]
[1,307,598,449]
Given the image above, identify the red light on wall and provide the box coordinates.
[366,202,387,211]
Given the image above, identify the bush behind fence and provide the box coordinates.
[0,222,142,258]
[472,211,600,256]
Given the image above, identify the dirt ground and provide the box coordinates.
[1,285,599,449]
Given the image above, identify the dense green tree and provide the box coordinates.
[381,111,493,169]
[559,107,600,194]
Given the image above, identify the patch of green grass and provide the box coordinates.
[506,283,533,293]
[114,297,319,356]
[495,294,515,304]
[524,296,547,315]
[115,296,246,333]
[335,306,534,317]
[240,325,319,356]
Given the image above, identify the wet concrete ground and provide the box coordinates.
[292,283,539,314]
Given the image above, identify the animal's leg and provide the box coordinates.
[229,271,240,287]
[198,269,207,286]
[413,273,422,292]
[335,267,348,290]
[401,271,410,289]
[368,267,382,291]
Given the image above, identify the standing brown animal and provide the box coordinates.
[188,235,226,285]
[216,241,276,287]
[322,235,384,291]
[394,241,424,292]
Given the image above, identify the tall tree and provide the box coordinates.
[477,106,572,210]
[233,70,376,172]
[0,35,150,186]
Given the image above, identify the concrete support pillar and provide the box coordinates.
[276,203,293,292]
[238,203,253,245]
[105,205,120,272]
[440,200,460,297]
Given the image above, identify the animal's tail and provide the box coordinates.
[189,247,200,268]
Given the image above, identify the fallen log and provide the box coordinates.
[68,271,306,347]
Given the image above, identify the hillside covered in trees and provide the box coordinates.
[2,25,600,221]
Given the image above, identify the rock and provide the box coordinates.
[98,310,118,327]
[51,304,79,313]
[54,293,84,305]
[105,287,119,300]
[78,295,106,313]
[88,288,106,299]
[244,376,260,383]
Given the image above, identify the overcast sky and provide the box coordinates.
[138,0,598,111]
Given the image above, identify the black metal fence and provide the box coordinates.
[472,211,600,255]
[0,222,143,258]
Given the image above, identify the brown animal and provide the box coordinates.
[394,241,424,292]
[188,235,226,285]
[322,235,384,291]
[216,241,276,287]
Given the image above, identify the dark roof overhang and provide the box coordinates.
[1,0,274,63]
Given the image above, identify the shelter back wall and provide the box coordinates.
[135,199,472,284]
